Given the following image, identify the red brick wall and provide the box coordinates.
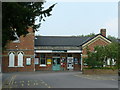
[82,38,109,55]
[35,64,52,71]
[35,53,81,71]
[81,38,110,69]
[2,27,35,73]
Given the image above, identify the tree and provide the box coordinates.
[118,43,120,69]
[84,42,119,68]
[77,33,95,37]
[2,2,56,48]
[84,46,104,68]
[107,35,118,42]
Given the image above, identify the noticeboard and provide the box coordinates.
[47,58,52,64]
[74,58,78,64]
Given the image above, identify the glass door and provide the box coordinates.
[52,57,61,71]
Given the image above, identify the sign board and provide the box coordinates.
[52,50,67,53]
[67,57,74,70]
[47,58,52,64]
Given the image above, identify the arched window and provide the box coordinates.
[18,52,24,67]
[8,52,15,67]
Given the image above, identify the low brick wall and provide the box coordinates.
[83,69,118,75]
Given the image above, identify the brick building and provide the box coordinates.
[2,27,35,72]
[2,29,112,72]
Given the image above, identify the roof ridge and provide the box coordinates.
[35,35,92,38]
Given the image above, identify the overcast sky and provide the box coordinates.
[35,0,118,38]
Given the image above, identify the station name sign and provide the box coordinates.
[52,50,67,53]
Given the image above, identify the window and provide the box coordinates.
[26,58,31,65]
[8,52,15,67]
[107,59,110,65]
[35,58,39,65]
[112,59,116,65]
[18,52,24,67]
[57,58,60,64]
[52,53,60,57]
[68,54,72,57]
[40,54,46,66]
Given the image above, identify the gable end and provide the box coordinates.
[82,34,112,49]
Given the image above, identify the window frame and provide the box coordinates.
[40,54,46,67]
[26,58,31,66]
[8,52,15,67]
[35,58,39,65]
[17,51,24,67]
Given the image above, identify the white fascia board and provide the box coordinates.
[35,50,82,53]
[67,50,82,53]
[35,50,52,53]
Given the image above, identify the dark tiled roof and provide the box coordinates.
[35,36,93,46]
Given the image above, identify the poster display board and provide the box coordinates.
[35,58,39,65]
[67,57,74,70]
[74,58,78,64]
[47,58,52,64]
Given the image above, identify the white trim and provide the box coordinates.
[35,50,82,53]
[67,50,81,53]
[8,52,15,67]
[8,66,15,67]
[26,58,31,65]
[82,35,111,48]
[107,59,110,65]
[35,50,52,53]
[8,66,24,67]
[40,64,46,67]
[18,52,24,67]
[17,66,24,67]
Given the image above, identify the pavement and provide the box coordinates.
[1,71,119,88]
[0,73,1,90]
[74,74,118,81]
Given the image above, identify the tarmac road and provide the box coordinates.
[2,71,118,88]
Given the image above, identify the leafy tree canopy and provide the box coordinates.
[107,35,118,42]
[74,33,95,37]
[2,2,56,48]
[84,42,120,69]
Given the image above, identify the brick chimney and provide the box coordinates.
[100,29,106,37]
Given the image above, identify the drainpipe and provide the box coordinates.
[80,53,83,71]
[34,50,36,72]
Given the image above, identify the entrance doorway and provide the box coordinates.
[67,57,74,70]
[52,57,61,71]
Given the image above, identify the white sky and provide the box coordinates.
[35,1,118,38]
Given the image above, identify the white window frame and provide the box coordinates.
[8,52,15,67]
[17,52,24,67]
[26,58,31,65]
[107,59,110,65]
[112,59,116,65]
